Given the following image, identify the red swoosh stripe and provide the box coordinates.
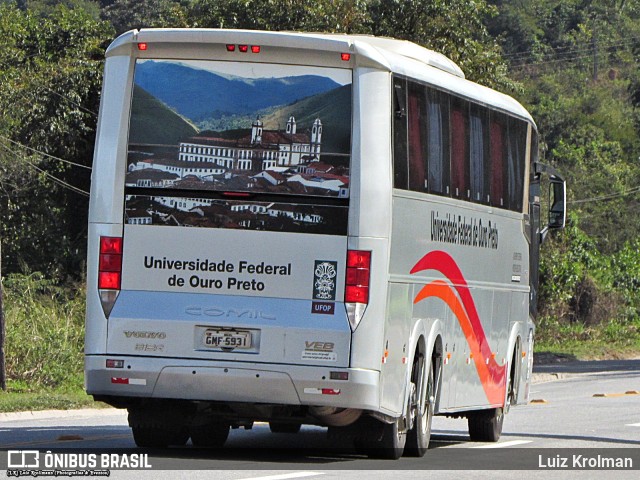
[411,251,506,405]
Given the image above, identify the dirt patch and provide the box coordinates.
[533,352,577,365]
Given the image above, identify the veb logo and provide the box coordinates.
[8,450,40,468]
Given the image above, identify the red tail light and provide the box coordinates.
[226,44,261,54]
[98,236,122,317]
[345,250,371,304]
[98,236,122,290]
[98,271,121,290]
[100,236,123,255]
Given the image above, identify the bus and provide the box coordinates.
[85,28,566,459]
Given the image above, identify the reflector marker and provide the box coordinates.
[303,388,340,395]
[594,391,640,397]
[111,377,146,385]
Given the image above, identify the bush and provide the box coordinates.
[2,273,85,391]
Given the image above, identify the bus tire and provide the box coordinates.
[467,408,504,442]
[269,422,302,434]
[190,422,230,448]
[131,425,188,448]
[355,417,406,460]
[505,346,519,414]
[404,356,435,457]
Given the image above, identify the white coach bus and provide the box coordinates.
[85,29,566,459]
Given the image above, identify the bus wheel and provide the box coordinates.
[190,422,230,448]
[131,425,188,448]
[404,356,435,457]
[505,348,519,414]
[467,408,504,442]
[355,417,406,460]
[269,422,302,433]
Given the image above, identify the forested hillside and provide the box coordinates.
[487,0,640,333]
[1,0,640,340]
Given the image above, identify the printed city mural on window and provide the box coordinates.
[125,59,352,233]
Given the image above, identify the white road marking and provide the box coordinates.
[471,440,532,448]
[626,422,640,427]
[237,473,325,480]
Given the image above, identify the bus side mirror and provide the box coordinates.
[548,178,566,229]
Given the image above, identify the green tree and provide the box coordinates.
[369,0,517,91]
[185,0,370,34]
[101,0,189,34]
[0,3,113,277]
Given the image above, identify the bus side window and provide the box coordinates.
[408,81,427,192]
[427,88,450,196]
[450,97,469,199]
[490,113,507,208]
[393,77,409,189]
[507,117,527,211]
[469,104,490,204]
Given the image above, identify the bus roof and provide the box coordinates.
[108,28,464,76]
[107,28,532,124]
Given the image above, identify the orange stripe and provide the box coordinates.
[415,280,506,405]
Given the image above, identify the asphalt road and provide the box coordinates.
[1,358,639,479]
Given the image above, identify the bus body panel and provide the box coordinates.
[348,68,393,239]
[105,291,351,366]
[85,355,381,410]
[389,193,531,411]
[88,54,132,225]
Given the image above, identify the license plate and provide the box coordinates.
[203,329,251,349]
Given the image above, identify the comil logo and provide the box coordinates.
[8,450,40,468]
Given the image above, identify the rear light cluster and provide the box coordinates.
[344,250,371,331]
[227,44,261,53]
[345,250,370,303]
[99,237,123,289]
[137,41,350,61]
[98,236,122,317]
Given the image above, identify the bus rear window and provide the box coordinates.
[126,59,352,198]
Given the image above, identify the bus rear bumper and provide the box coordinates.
[85,355,380,411]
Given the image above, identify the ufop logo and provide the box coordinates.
[313,260,337,301]
[8,450,40,468]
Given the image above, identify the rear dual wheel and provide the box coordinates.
[190,422,230,448]
[354,417,406,460]
[468,408,504,442]
[131,425,189,448]
[358,351,437,459]
[404,357,435,457]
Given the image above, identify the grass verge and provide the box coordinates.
[0,386,106,413]
[535,316,640,360]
